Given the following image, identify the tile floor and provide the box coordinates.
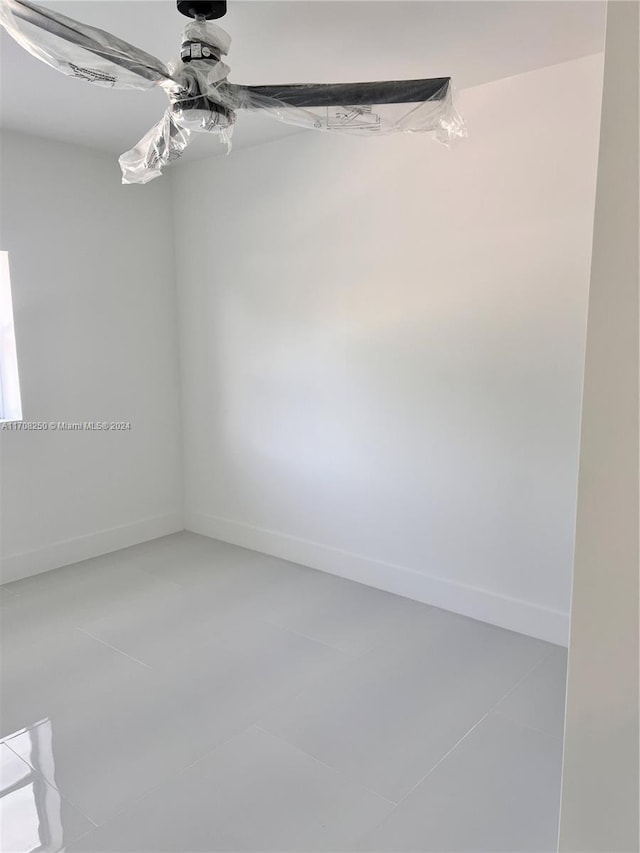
[0,532,567,852]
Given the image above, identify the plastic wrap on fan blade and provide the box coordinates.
[119,110,191,184]
[233,78,466,143]
[0,0,177,90]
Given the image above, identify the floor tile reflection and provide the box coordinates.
[1,736,94,853]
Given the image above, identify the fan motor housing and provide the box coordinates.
[177,1,227,19]
[173,95,234,130]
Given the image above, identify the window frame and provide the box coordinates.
[0,250,23,423]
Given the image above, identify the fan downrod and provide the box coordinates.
[177,1,227,19]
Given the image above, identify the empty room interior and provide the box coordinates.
[0,1,638,851]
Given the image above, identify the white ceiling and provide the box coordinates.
[0,1,605,160]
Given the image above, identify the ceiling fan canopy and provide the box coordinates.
[0,0,466,184]
[176,1,227,20]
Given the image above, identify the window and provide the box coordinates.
[0,251,22,422]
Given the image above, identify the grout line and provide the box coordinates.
[491,708,564,743]
[81,721,274,837]
[75,627,153,670]
[261,616,360,661]
[0,585,17,597]
[132,561,188,590]
[63,825,99,849]
[406,711,494,799]
[68,724,257,839]
[1,578,56,597]
[395,650,559,806]
[253,724,398,808]
[491,644,559,714]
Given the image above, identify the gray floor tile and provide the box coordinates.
[264,572,437,657]
[78,557,345,667]
[1,557,181,652]
[1,534,566,850]
[66,726,394,852]
[494,646,567,739]
[1,627,149,740]
[356,713,563,852]
[259,614,552,802]
[3,619,347,826]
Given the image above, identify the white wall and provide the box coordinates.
[0,130,183,582]
[172,54,603,645]
[559,1,639,849]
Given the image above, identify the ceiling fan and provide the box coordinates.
[0,0,466,184]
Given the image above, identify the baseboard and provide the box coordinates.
[1,513,184,584]
[186,511,570,646]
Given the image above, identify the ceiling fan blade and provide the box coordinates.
[229,78,466,141]
[0,0,177,91]
[119,110,193,184]
[236,78,451,108]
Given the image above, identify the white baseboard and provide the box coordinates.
[1,513,184,584]
[186,511,570,646]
